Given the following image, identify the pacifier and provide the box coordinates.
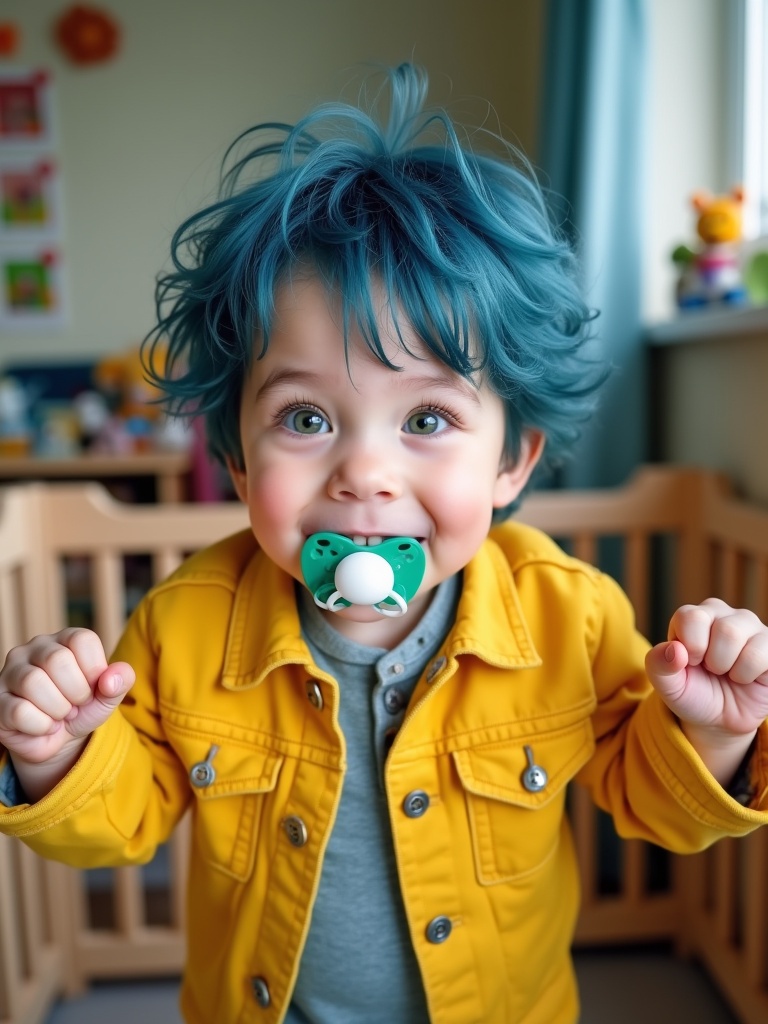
[301,533,426,617]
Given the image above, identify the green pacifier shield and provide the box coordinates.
[301,533,426,609]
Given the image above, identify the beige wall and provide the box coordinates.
[655,330,768,504]
[0,0,544,365]
[644,0,729,324]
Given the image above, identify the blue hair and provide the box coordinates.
[143,63,603,519]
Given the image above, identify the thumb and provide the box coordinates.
[645,640,689,699]
[94,661,136,708]
[65,661,136,737]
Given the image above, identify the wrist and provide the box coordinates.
[10,739,88,803]
[680,721,757,789]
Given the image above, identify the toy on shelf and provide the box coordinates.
[672,186,748,309]
[90,345,191,455]
[0,377,33,457]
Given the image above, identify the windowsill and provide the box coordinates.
[645,304,768,346]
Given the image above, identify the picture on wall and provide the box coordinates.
[0,247,66,329]
[0,68,65,328]
[0,69,54,148]
[0,157,59,237]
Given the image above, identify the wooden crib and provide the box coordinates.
[1,466,767,1024]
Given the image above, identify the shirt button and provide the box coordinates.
[305,679,324,710]
[383,687,406,714]
[425,915,452,944]
[282,815,308,847]
[251,976,271,1008]
[426,656,447,682]
[402,790,430,818]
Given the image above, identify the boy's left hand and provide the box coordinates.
[645,598,768,785]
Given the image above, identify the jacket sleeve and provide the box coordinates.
[576,570,768,851]
[0,597,191,868]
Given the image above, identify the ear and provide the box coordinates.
[224,455,248,505]
[492,430,545,510]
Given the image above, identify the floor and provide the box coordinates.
[43,947,738,1023]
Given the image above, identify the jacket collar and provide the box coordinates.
[221,536,541,689]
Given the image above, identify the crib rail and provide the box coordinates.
[0,467,767,1023]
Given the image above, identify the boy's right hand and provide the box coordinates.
[0,628,135,770]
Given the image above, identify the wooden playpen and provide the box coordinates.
[0,465,767,1024]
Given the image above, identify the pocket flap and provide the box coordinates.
[452,719,594,809]
[165,721,283,801]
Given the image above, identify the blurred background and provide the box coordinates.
[1,0,767,505]
[1,4,768,1024]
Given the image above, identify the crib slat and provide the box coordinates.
[713,839,738,945]
[18,843,44,977]
[573,533,597,566]
[743,829,768,988]
[0,835,23,1019]
[622,839,645,904]
[92,551,126,654]
[153,547,183,584]
[624,532,649,637]
[114,866,145,936]
[169,816,191,929]
[753,557,768,622]
[0,566,19,658]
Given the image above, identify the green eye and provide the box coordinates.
[286,409,329,434]
[405,411,442,435]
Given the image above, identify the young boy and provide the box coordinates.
[1,65,767,1024]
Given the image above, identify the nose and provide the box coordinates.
[327,444,402,502]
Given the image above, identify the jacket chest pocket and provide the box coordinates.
[167,724,283,882]
[452,719,594,885]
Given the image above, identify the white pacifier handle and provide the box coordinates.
[314,550,409,617]
[322,588,408,617]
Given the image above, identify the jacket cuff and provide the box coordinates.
[0,712,132,836]
[639,693,768,829]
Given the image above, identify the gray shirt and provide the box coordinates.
[286,576,460,1024]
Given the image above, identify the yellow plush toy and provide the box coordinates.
[673,186,748,308]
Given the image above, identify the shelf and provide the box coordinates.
[0,451,192,503]
[645,305,768,346]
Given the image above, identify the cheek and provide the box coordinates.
[427,467,498,539]
[246,463,303,530]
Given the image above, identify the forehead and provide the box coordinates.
[260,275,452,375]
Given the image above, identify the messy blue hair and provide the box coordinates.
[143,63,603,520]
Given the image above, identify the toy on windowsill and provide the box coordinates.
[673,186,749,309]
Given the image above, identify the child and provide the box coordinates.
[1,65,767,1024]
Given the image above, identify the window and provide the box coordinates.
[730,0,768,238]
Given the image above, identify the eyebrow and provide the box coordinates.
[254,366,482,406]
[254,369,325,402]
[399,372,482,406]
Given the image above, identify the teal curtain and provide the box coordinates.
[539,0,647,488]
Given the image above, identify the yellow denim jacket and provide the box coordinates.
[1,523,767,1024]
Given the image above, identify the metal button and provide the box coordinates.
[425,915,452,944]
[390,662,405,675]
[403,790,430,818]
[305,679,324,710]
[189,745,219,788]
[521,745,548,793]
[251,975,271,1008]
[283,815,308,847]
[426,656,447,683]
[383,687,406,714]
